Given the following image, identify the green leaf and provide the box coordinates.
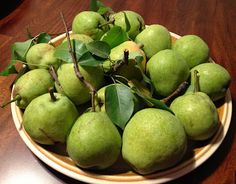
[90,0,98,11]
[86,41,111,59]
[146,97,173,113]
[128,79,152,97]
[97,6,112,15]
[78,52,104,67]
[128,52,143,62]
[11,39,34,61]
[134,64,154,95]
[0,61,17,76]
[36,32,51,43]
[54,40,88,62]
[105,84,134,129]
[100,26,129,48]
[123,11,131,32]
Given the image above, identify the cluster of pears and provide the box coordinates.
[5,6,231,176]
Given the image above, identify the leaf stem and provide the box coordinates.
[60,12,96,112]
[98,19,115,28]
[161,81,189,104]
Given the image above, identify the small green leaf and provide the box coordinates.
[78,52,104,67]
[90,0,98,11]
[97,6,112,15]
[128,52,143,62]
[11,39,34,61]
[90,0,112,15]
[0,61,17,76]
[54,40,88,62]
[134,64,154,95]
[105,84,134,129]
[86,41,111,59]
[36,32,51,43]
[100,26,129,48]
[129,80,173,113]
[123,11,131,32]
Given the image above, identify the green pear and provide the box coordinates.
[62,33,93,44]
[55,63,104,105]
[13,69,54,109]
[172,35,209,68]
[72,11,108,40]
[122,108,187,174]
[26,43,60,70]
[147,49,189,97]
[110,10,145,40]
[67,112,121,170]
[102,41,146,81]
[188,63,231,101]
[23,92,79,145]
[170,92,219,140]
[135,24,171,58]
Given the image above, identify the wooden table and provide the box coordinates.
[0,0,235,183]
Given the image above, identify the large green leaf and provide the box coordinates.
[86,41,111,59]
[54,40,88,62]
[100,26,129,48]
[105,84,134,129]
[78,52,104,67]
[11,39,33,61]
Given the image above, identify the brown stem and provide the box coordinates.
[112,49,129,72]
[48,87,57,102]
[193,70,200,93]
[60,12,96,112]
[98,19,115,28]
[49,65,64,92]
[161,81,189,104]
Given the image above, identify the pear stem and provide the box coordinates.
[1,94,21,108]
[60,12,96,112]
[193,70,200,93]
[161,81,189,104]
[48,87,57,102]
[98,19,114,28]
[112,49,129,72]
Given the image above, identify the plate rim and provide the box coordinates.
[10,32,233,184]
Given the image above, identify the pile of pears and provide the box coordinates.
[3,5,231,176]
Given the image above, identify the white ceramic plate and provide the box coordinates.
[11,32,232,184]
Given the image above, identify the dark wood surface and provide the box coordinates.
[0,0,236,183]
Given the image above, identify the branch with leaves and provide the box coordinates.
[60,12,97,112]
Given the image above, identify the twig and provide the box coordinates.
[49,65,64,92]
[60,12,96,112]
[112,49,129,72]
[161,81,189,104]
